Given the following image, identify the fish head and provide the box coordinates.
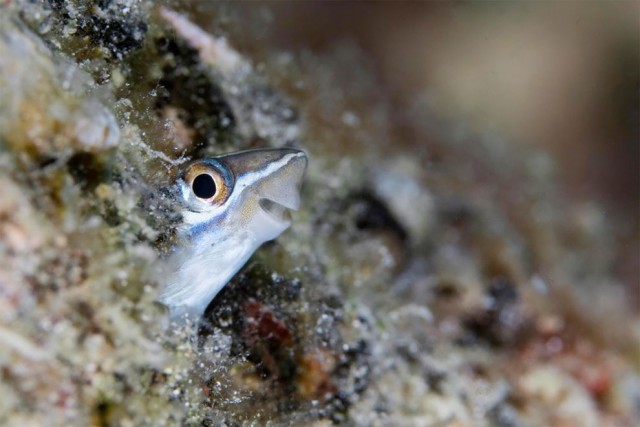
[176,148,307,242]
[160,148,307,319]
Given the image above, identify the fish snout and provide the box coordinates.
[221,148,307,223]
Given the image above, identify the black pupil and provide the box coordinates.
[192,174,217,199]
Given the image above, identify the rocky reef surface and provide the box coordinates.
[0,1,638,426]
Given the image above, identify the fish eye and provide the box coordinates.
[192,174,217,199]
[182,160,233,206]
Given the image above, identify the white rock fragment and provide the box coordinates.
[371,157,435,243]
[159,6,249,76]
[520,365,599,427]
[0,325,52,362]
[73,101,120,149]
[158,7,300,147]
[0,17,121,155]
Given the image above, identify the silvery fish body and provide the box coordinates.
[159,148,307,320]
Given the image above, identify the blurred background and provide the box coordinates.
[192,1,639,303]
[263,2,638,212]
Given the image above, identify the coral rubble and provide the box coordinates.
[0,2,638,426]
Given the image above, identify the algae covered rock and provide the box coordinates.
[1,2,638,426]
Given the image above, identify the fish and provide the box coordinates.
[159,148,307,321]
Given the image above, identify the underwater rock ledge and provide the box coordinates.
[0,2,638,426]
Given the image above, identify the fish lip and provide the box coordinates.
[258,197,294,224]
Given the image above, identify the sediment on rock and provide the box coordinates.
[0,2,638,426]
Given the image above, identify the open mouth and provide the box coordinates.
[259,198,292,223]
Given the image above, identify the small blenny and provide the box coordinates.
[159,148,307,320]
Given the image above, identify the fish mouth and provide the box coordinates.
[259,198,293,224]
[220,148,307,227]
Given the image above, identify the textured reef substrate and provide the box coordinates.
[0,1,638,426]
